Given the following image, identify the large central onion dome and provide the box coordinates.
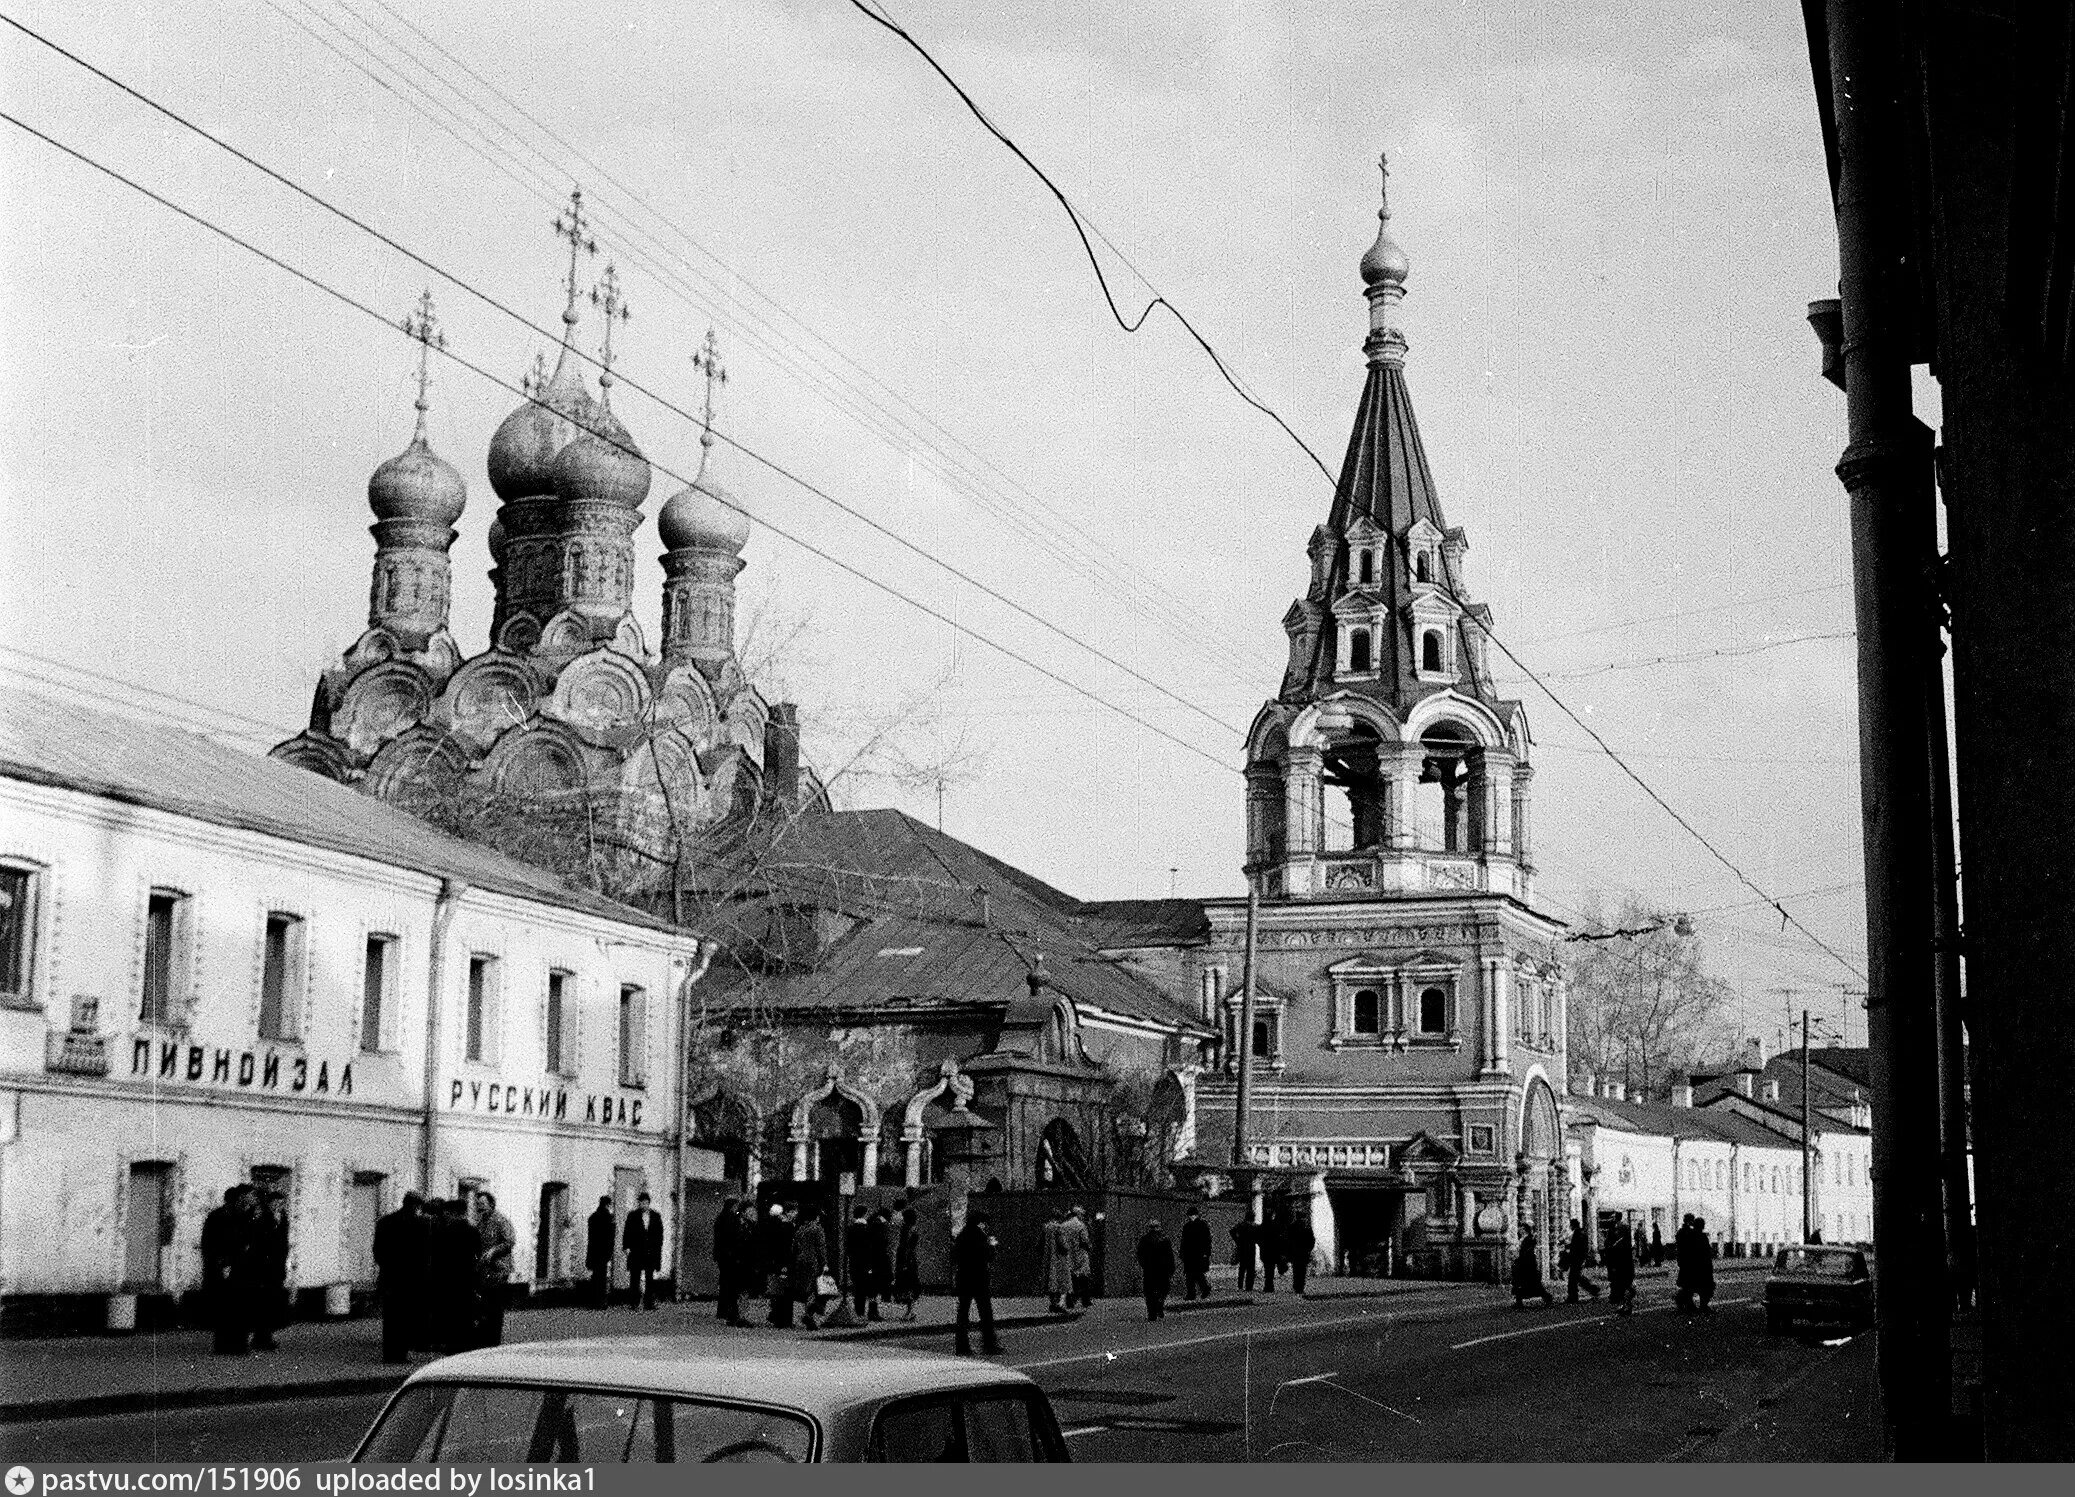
[550,398,651,511]
[369,431,466,524]
[659,473,750,554]
[486,351,596,501]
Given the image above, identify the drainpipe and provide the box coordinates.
[419,879,468,1197]
[671,938,716,1302]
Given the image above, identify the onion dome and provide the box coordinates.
[1359,151,1410,288]
[550,399,651,511]
[659,475,750,554]
[486,350,596,501]
[368,432,466,524]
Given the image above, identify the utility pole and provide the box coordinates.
[1802,1009,1814,1243]
[1231,883,1260,1174]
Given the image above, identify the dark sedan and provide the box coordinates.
[1764,1244,1874,1333]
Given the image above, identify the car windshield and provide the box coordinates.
[358,1382,815,1463]
[1776,1248,1862,1277]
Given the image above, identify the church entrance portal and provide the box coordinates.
[1328,1187,1404,1277]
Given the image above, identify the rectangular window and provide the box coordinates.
[258,912,304,1040]
[1468,1124,1495,1154]
[1418,984,1448,1035]
[0,862,40,1006]
[617,984,646,1088]
[1351,988,1381,1036]
[466,956,495,1063]
[1250,1015,1273,1060]
[362,934,397,1053]
[546,970,571,1075]
[141,889,188,1026]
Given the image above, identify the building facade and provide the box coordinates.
[0,686,711,1327]
[1152,162,1567,1280]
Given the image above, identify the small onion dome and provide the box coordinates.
[368,433,466,524]
[550,400,651,511]
[1360,217,1410,288]
[486,515,507,564]
[486,353,596,502]
[658,475,750,554]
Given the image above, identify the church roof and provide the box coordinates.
[0,685,684,935]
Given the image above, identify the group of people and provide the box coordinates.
[1509,1214,1717,1315]
[370,1190,519,1364]
[199,1184,292,1355]
[1038,1205,1097,1312]
[708,1196,925,1334]
[1229,1210,1317,1295]
[585,1192,667,1310]
[1672,1213,1718,1313]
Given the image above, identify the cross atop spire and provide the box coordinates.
[398,289,445,441]
[1377,151,1391,222]
[588,263,630,399]
[691,327,727,480]
[552,186,597,336]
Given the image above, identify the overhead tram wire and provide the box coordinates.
[848,2,1867,983]
[0,109,1275,798]
[279,0,1266,688]
[0,25,1254,757]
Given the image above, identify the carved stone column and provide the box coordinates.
[1285,747,1322,857]
[1511,764,1534,862]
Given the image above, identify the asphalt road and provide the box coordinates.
[0,1286,1869,1463]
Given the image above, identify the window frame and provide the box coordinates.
[465,953,499,1066]
[866,1388,1068,1463]
[546,968,575,1078]
[0,858,48,1010]
[361,931,400,1054]
[617,983,648,1089]
[139,886,193,1030]
[257,909,307,1043]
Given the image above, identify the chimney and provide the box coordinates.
[763,703,800,808]
[1672,1083,1695,1109]
[1735,1073,1754,1098]
[977,888,992,929]
[1762,1079,1781,1103]
[1608,1080,1626,1102]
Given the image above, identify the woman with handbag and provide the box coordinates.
[791,1208,830,1329]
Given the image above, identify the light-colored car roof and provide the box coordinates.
[403,1335,1035,1412]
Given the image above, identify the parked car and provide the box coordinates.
[1764,1245,1874,1333]
[351,1335,1071,1463]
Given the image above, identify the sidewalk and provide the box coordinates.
[0,1275,1483,1425]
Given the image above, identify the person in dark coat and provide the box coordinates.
[1562,1219,1602,1303]
[1179,1208,1213,1301]
[1136,1221,1176,1321]
[1286,1212,1316,1296]
[372,1192,427,1363]
[1690,1217,1717,1312]
[763,1203,797,1329]
[713,1197,747,1326]
[1511,1229,1554,1308]
[1650,1222,1665,1268]
[846,1205,883,1320]
[473,1191,517,1348]
[893,1206,922,1321]
[1257,1214,1286,1294]
[201,1186,252,1356]
[1231,1216,1258,1292]
[792,1209,829,1329]
[250,1190,290,1351]
[623,1192,665,1310]
[585,1196,617,1308]
[1060,1206,1093,1309]
[1606,1219,1637,1316]
[431,1199,481,1353]
[952,1211,1001,1356]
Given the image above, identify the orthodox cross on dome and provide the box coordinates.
[397,289,445,440]
[1377,150,1391,220]
[551,186,598,337]
[588,262,630,399]
[691,326,727,481]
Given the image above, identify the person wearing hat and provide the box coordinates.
[951,1210,1001,1355]
[763,1202,798,1329]
[623,1191,665,1310]
[1180,1207,1213,1301]
[1136,1219,1176,1321]
[372,1191,428,1363]
[585,1195,617,1309]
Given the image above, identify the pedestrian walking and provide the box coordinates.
[952,1210,1001,1356]
[893,1206,922,1321]
[792,1207,830,1329]
[1287,1212,1316,1296]
[1180,1208,1213,1301]
[1606,1218,1636,1316]
[1258,1212,1286,1294]
[623,1191,664,1310]
[1042,1208,1072,1312]
[863,1208,894,1321]
[1061,1205,1094,1308]
[1511,1229,1555,1308]
[372,1192,426,1364]
[713,1197,747,1326]
[431,1199,482,1353]
[1691,1217,1717,1312]
[1650,1222,1665,1268]
[471,1191,516,1348]
[845,1204,883,1321]
[1231,1215,1258,1292]
[763,1203,797,1329]
[1562,1219,1602,1303]
[250,1189,290,1351]
[1136,1220,1175,1321]
[200,1185,253,1356]
[585,1196,617,1308]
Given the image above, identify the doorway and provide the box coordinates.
[611,1167,645,1290]
[343,1172,384,1286]
[536,1182,570,1282]
[124,1162,174,1290]
[1327,1188,1402,1276]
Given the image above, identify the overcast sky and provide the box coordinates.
[0,0,1880,1046]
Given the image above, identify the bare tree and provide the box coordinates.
[1566,898,1740,1099]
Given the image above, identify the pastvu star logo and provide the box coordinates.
[6,1465,36,1496]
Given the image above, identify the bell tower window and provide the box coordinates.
[1421,631,1444,673]
[1359,551,1375,585]
[1349,629,1372,673]
[1415,551,1432,583]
